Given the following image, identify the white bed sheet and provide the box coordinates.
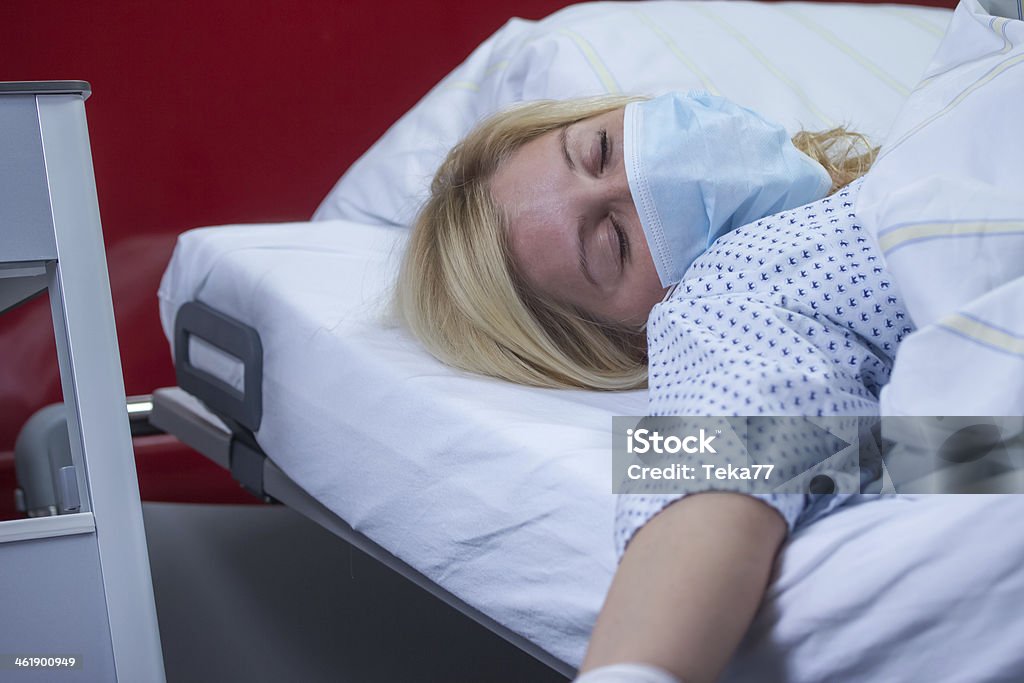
[158,221,1024,679]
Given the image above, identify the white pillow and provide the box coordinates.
[313,0,951,228]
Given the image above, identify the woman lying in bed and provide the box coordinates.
[394,91,904,683]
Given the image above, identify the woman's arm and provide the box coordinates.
[581,492,787,683]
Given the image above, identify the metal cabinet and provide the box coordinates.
[0,81,165,682]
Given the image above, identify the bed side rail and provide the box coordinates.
[172,301,271,500]
[174,300,263,432]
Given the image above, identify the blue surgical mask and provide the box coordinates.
[623,91,833,287]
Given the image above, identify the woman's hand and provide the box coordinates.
[581,492,787,683]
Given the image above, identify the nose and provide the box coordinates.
[613,161,632,197]
[610,162,638,217]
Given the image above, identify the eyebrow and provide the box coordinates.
[577,214,598,287]
[560,126,576,173]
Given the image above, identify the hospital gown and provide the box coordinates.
[615,177,915,557]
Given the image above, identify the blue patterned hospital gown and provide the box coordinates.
[615,178,915,557]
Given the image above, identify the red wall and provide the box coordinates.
[0,0,955,514]
[0,0,583,451]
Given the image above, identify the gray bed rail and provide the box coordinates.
[174,300,263,433]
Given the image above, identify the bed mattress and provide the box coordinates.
[158,220,1024,680]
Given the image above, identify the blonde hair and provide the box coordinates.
[393,96,878,391]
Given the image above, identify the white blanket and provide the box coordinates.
[857,0,1024,420]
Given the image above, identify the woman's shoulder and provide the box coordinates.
[650,175,909,361]
[666,179,871,301]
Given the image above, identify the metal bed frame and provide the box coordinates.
[149,301,574,680]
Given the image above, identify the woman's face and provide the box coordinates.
[490,107,669,328]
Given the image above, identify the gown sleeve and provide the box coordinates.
[615,292,881,558]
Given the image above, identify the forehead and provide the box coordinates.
[491,128,579,294]
[492,128,565,221]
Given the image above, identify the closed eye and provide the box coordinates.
[599,129,608,173]
[612,215,628,267]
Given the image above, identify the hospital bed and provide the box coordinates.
[152,2,1024,680]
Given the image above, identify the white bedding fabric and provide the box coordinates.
[157,0,1024,678]
[158,220,1024,679]
[856,0,1024,421]
[158,220,646,667]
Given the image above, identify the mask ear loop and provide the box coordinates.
[659,282,680,304]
